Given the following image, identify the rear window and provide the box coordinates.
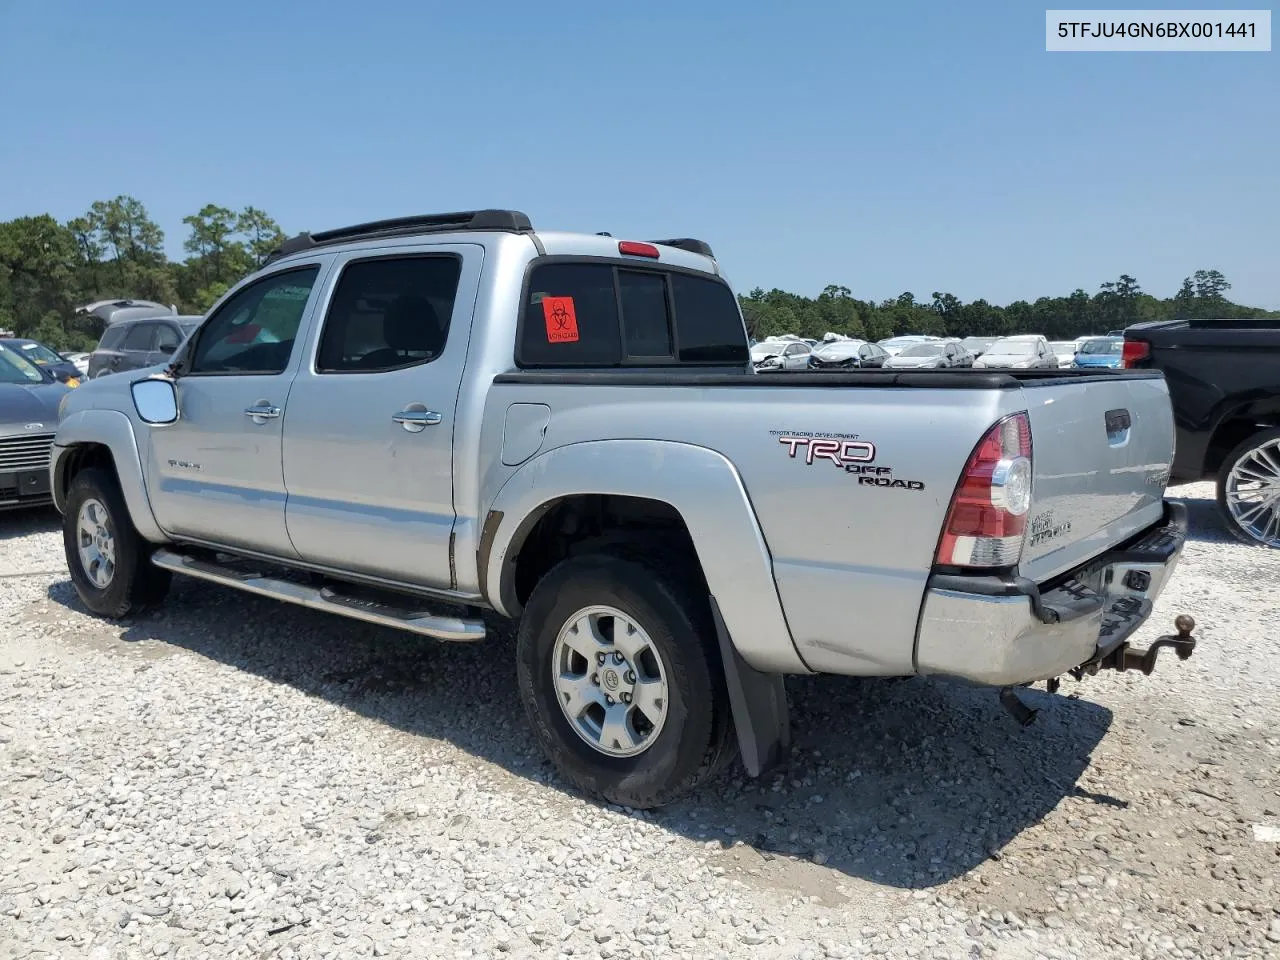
[670,273,748,364]
[517,261,746,368]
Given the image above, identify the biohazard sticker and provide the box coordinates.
[542,297,579,343]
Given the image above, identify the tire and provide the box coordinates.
[516,553,733,809]
[63,466,172,617]
[1216,427,1280,548]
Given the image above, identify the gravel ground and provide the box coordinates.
[2,480,1278,960]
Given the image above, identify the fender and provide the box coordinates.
[483,439,808,675]
[51,409,168,543]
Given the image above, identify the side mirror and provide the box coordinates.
[157,343,176,356]
[131,377,178,425]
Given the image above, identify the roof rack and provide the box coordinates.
[267,209,533,263]
[650,237,715,258]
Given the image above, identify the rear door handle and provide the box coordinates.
[244,404,281,422]
[392,410,442,433]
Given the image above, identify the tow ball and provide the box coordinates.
[1104,614,1198,676]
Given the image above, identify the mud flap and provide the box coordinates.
[709,595,790,777]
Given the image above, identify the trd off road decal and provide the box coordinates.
[770,430,925,491]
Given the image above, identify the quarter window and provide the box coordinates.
[316,256,461,373]
[189,267,320,375]
[154,324,182,353]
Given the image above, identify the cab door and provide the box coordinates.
[144,263,328,556]
[281,246,482,587]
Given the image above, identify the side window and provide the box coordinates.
[858,344,872,360]
[154,324,182,354]
[669,273,748,364]
[316,256,461,373]
[98,325,127,350]
[618,271,672,359]
[189,267,320,375]
[519,263,621,367]
[122,323,156,352]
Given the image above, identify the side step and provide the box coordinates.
[151,548,486,642]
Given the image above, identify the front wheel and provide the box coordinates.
[1216,427,1280,548]
[63,467,171,617]
[516,554,732,809]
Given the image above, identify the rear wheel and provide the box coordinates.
[1216,427,1280,548]
[63,467,171,617]
[516,553,732,809]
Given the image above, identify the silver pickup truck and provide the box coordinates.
[49,210,1198,808]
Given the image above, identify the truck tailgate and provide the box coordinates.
[1018,372,1174,583]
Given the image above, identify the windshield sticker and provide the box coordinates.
[542,296,580,344]
[774,433,925,491]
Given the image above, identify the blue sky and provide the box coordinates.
[1,1,1276,306]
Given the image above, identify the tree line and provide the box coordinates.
[1,195,1275,352]
[0,197,285,351]
[740,271,1277,344]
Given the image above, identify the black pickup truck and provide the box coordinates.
[1123,319,1280,547]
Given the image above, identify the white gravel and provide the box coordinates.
[2,481,1278,960]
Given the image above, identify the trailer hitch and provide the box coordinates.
[1063,613,1198,683]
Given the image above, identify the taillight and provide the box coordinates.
[936,412,1033,568]
[1122,339,1151,368]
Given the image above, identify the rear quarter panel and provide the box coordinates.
[480,380,1015,676]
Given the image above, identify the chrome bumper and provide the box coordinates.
[915,502,1188,686]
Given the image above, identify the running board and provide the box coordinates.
[150,548,486,642]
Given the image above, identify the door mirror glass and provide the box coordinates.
[131,378,178,425]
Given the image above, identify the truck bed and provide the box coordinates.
[484,366,1173,678]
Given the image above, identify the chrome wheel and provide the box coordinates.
[551,605,670,758]
[76,498,116,588]
[1225,437,1280,547]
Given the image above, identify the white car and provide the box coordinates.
[972,335,1060,370]
[750,339,811,371]
[1049,341,1077,368]
[62,352,91,376]
[877,335,938,357]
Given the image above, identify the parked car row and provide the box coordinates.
[751,332,1128,372]
[0,342,72,511]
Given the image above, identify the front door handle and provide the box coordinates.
[244,403,281,423]
[392,409,442,433]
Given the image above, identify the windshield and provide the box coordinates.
[898,343,945,357]
[0,344,48,384]
[1049,342,1074,353]
[1080,338,1123,355]
[962,337,994,350]
[815,342,862,359]
[179,321,201,336]
[750,344,781,359]
[988,339,1037,356]
[13,341,64,364]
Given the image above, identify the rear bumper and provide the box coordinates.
[915,501,1188,686]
